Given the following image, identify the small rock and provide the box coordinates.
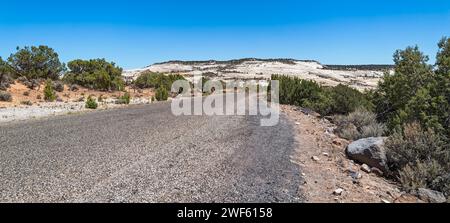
[352,179,361,185]
[417,188,446,203]
[349,171,362,180]
[381,199,391,203]
[295,122,300,125]
[371,167,384,176]
[311,156,320,161]
[332,139,342,146]
[361,164,371,173]
[325,127,334,133]
[333,188,344,196]
[322,152,330,157]
[394,193,423,203]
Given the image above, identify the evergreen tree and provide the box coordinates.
[8,46,65,80]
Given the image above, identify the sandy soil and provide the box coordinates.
[0,81,154,108]
[281,105,421,203]
[0,82,155,122]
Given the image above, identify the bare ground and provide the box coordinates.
[0,81,154,108]
[280,105,421,203]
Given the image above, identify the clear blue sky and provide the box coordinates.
[0,0,449,69]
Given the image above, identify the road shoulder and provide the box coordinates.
[281,105,419,203]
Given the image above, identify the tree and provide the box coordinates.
[373,46,435,132]
[0,57,10,76]
[329,84,373,115]
[134,72,185,91]
[63,59,124,91]
[8,46,65,80]
[0,57,13,90]
[434,37,450,135]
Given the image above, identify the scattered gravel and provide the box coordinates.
[0,98,151,123]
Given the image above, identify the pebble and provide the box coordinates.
[361,164,371,173]
[333,188,344,195]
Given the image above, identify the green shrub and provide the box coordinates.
[69,84,79,92]
[20,78,40,90]
[333,108,385,140]
[53,81,65,92]
[43,79,56,102]
[122,92,130,104]
[398,161,442,193]
[134,72,185,91]
[0,91,12,102]
[272,75,372,116]
[63,59,124,91]
[116,92,131,104]
[98,95,103,102]
[385,123,450,195]
[335,123,360,141]
[85,96,98,109]
[359,122,386,139]
[20,100,32,106]
[329,84,373,114]
[0,57,13,90]
[155,87,168,101]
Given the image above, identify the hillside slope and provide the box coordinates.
[123,59,393,90]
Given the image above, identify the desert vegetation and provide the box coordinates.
[153,58,315,66]
[85,95,98,109]
[155,87,169,101]
[43,79,57,102]
[324,64,394,71]
[276,37,450,199]
[115,92,131,104]
[333,108,386,141]
[273,75,372,116]
[0,46,134,96]
[0,45,166,109]
[0,91,12,102]
[133,71,185,91]
[63,59,125,91]
[7,46,66,81]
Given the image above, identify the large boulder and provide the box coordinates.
[416,188,446,203]
[346,137,388,172]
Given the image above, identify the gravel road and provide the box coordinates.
[0,101,303,202]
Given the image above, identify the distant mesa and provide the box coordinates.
[123,58,394,91]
